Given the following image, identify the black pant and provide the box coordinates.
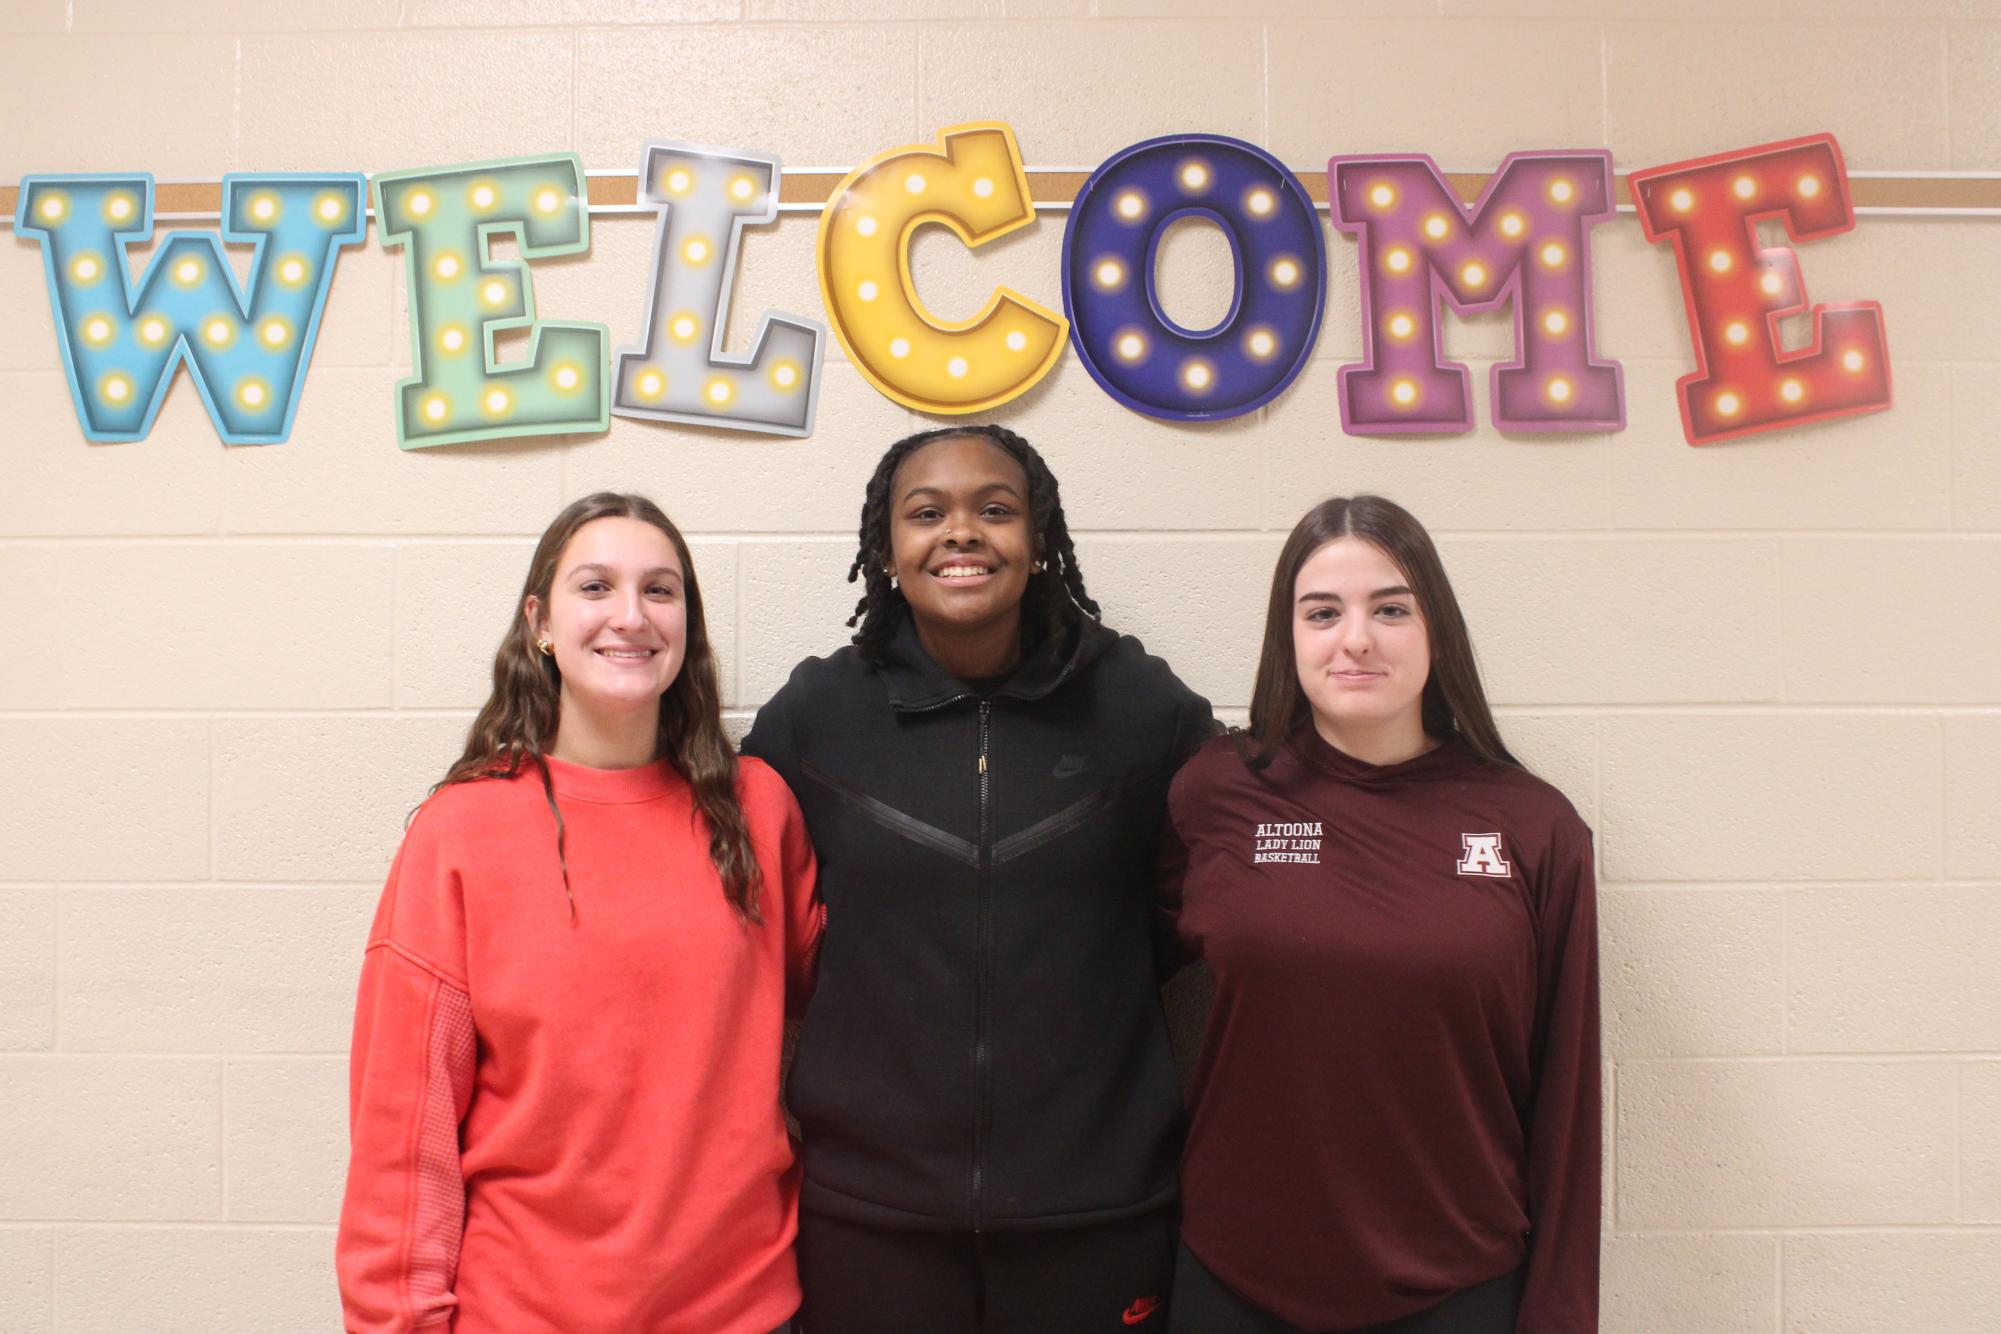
[796,1206,1177,1333]
[1166,1242,1520,1334]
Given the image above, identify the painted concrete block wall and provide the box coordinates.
[2,1,1998,1329]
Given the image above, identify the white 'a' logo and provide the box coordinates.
[1456,832,1511,878]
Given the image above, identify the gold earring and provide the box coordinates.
[536,637,553,656]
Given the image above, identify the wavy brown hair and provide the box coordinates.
[436,492,763,922]
[1243,495,1519,771]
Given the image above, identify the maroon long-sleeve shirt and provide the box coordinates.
[1161,730,1600,1333]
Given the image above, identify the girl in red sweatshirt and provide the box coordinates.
[337,493,822,1334]
[1161,495,1599,1334]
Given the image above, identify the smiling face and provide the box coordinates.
[525,515,688,731]
[1292,535,1431,755]
[886,434,1037,671]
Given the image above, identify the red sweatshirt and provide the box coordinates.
[337,755,822,1334]
[1161,731,1599,1333]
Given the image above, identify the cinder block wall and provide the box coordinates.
[4,2,1998,1330]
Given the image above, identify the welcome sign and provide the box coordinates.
[12,123,1891,452]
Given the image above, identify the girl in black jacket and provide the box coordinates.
[742,424,1213,1334]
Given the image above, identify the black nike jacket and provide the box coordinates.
[741,608,1214,1231]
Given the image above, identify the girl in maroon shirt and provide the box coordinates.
[1160,496,1599,1334]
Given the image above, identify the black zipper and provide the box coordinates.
[971,698,993,1230]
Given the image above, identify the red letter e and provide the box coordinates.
[1629,133,1890,446]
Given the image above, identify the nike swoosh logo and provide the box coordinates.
[1122,1295,1161,1324]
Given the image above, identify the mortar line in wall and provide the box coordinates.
[1606,880,2001,892]
[1955,1060,1965,1221]
[1260,23,1270,150]
[14,703,2001,720]
[1773,1228,1785,1334]
[1779,889,1791,1056]
[1618,1052,2001,1065]
[4,530,2001,546]
[387,544,400,710]
[18,882,377,891]
[1937,715,1949,882]
[230,39,242,175]
[1,1051,355,1061]
[1771,533,1788,711]
[1607,1059,1618,1232]
[1614,1224,2001,1237]
[207,717,218,882]
[218,1060,229,1222]
[1943,27,1954,170]
[1946,359,1960,532]
[0,1220,337,1233]
[50,882,62,1053]
[1597,26,1610,154]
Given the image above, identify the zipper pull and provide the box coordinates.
[978,753,987,774]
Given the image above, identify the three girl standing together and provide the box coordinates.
[336,425,1600,1334]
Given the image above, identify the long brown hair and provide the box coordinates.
[1243,495,1518,770]
[436,492,764,922]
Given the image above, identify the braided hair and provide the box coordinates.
[845,423,1099,662]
